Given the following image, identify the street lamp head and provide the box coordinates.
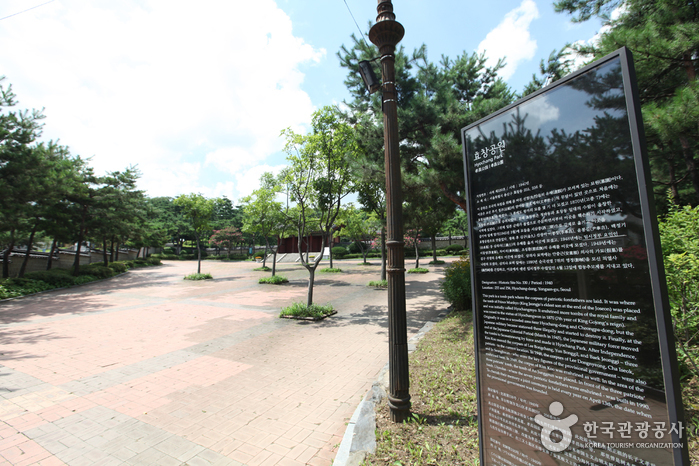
[358,60,381,94]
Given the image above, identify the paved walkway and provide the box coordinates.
[0,258,452,465]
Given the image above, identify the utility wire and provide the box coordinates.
[341,0,371,49]
[0,0,55,22]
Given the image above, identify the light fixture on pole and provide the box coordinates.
[362,0,410,423]
[358,59,381,94]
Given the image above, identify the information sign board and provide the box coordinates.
[461,48,688,465]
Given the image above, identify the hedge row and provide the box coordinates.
[0,258,162,300]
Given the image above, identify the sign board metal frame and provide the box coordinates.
[461,47,688,465]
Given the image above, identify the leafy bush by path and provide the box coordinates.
[24,270,76,288]
[254,266,271,271]
[407,268,429,274]
[259,275,288,284]
[368,280,388,288]
[279,302,334,319]
[152,253,178,260]
[429,260,445,265]
[184,273,213,280]
[78,264,114,279]
[319,267,342,273]
[345,252,382,259]
[146,257,162,266]
[440,257,471,312]
[0,261,162,300]
[73,275,97,285]
[445,244,463,252]
[107,262,128,273]
[0,278,53,298]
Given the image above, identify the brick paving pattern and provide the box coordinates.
[0,259,451,465]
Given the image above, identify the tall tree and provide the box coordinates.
[340,204,380,265]
[241,173,284,275]
[173,194,215,274]
[555,0,699,209]
[281,106,355,307]
[339,35,514,213]
[0,76,45,278]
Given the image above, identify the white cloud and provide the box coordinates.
[0,0,323,199]
[477,0,539,80]
[520,95,560,128]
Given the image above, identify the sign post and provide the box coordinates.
[462,48,689,465]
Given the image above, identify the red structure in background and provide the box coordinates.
[277,234,340,254]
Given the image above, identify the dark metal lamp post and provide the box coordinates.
[360,0,410,423]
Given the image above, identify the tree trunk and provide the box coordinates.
[72,241,83,276]
[196,234,202,274]
[431,235,437,263]
[679,136,699,201]
[18,223,39,278]
[103,238,109,266]
[328,232,334,268]
[380,227,387,281]
[2,229,16,278]
[272,247,277,277]
[262,238,269,268]
[46,238,57,271]
[666,155,681,205]
[73,208,87,276]
[306,268,316,307]
[414,239,420,269]
[115,239,120,261]
[110,237,115,263]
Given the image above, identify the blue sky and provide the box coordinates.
[0,0,601,202]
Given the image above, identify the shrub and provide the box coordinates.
[146,257,162,266]
[228,254,248,261]
[79,264,114,279]
[407,267,429,274]
[659,203,699,379]
[24,270,77,288]
[331,246,347,259]
[279,302,334,319]
[347,242,363,254]
[179,254,196,260]
[1,278,53,295]
[163,247,177,254]
[436,249,448,256]
[254,266,271,271]
[440,257,471,311]
[73,275,97,285]
[445,244,463,252]
[0,283,23,300]
[319,267,342,273]
[429,260,446,265]
[107,262,128,274]
[368,280,388,288]
[259,275,288,284]
[184,273,213,280]
[457,249,469,256]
